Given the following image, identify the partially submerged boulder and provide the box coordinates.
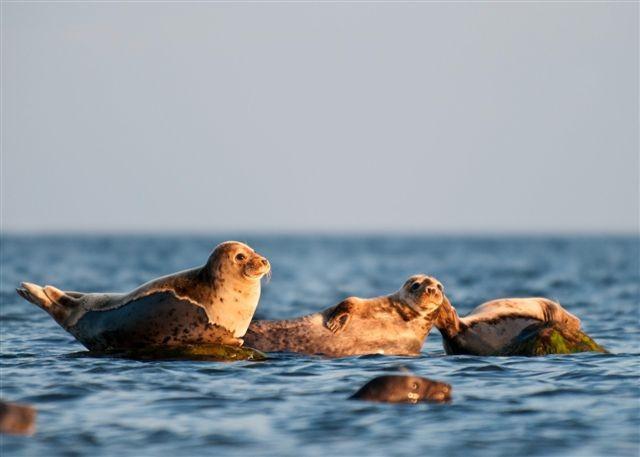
[498,323,607,356]
[72,343,267,362]
[0,401,36,435]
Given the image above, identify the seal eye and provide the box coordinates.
[410,282,421,292]
[235,253,246,262]
[412,382,419,390]
[437,283,443,291]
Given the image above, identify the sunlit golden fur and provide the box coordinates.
[245,274,446,357]
[16,241,271,342]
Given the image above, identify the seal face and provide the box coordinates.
[16,241,271,351]
[244,274,446,357]
[350,375,452,404]
[434,296,600,356]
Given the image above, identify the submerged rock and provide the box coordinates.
[0,401,36,435]
[70,343,267,362]
[498,323,607,356]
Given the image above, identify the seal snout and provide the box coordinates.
[422,285,444,305]
[426,382,452,403]
[244,254,271,280]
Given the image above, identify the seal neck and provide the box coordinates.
[388,294,442,340]
[434,297,464,339]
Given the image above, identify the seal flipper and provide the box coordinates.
[325,299,356,334]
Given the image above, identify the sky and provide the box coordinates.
[1,2,638,234]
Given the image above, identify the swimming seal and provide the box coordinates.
[350,375,452,404]
[244,274,446,357]
[16,241,270,351]
[0,400,36,435]
[434,296,605,355]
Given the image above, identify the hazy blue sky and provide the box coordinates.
[2,2,638,234]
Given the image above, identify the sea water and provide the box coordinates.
[1,235,638,456]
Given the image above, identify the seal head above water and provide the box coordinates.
[350,375,452,404]
[16,241,270,351]
[244,274,446,357]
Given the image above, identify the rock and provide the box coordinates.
[70,343,267,362]
[498,323,607,356]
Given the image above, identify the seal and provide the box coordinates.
[244,274,446,357]
[434,296,603,355]
[350,375,452,404]
[0,401,36,435]
[16,241,271,351]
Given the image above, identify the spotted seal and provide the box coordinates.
[244,274,446,357]
[350,375,452,403]
[434,296,603,355]
[16,241,270,351]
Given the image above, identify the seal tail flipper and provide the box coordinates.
[17,282,53,309]
[17,282,79,327]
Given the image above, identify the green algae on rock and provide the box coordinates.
[497,323,607,356]
[71,344,267,362]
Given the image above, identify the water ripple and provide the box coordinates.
[1,235,638,456]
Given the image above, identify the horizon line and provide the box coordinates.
[1,229,638,238]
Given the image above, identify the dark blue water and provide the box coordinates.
[1,235,639,456]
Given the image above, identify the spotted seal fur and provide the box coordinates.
[434,296,600,355]
[244,274,446,357]
[16,241,270,351]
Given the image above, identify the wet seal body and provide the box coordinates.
[17,241,270,351]
[0,401,36,435]
[350,375,452,404]
[435,297,605,356]
[245,275,446,357]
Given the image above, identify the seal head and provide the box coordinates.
[396,274,445,317]
[199,241,271,336]
[350,375,452,404]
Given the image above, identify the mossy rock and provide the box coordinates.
[497,323,607,356]
[73,344,267,362]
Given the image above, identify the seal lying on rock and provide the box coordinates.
[434,296,605,356]
[17,241,270,352]
[350,375,452,404]
[244,274,446,357]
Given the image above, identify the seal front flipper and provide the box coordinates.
[325,299,356,334]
